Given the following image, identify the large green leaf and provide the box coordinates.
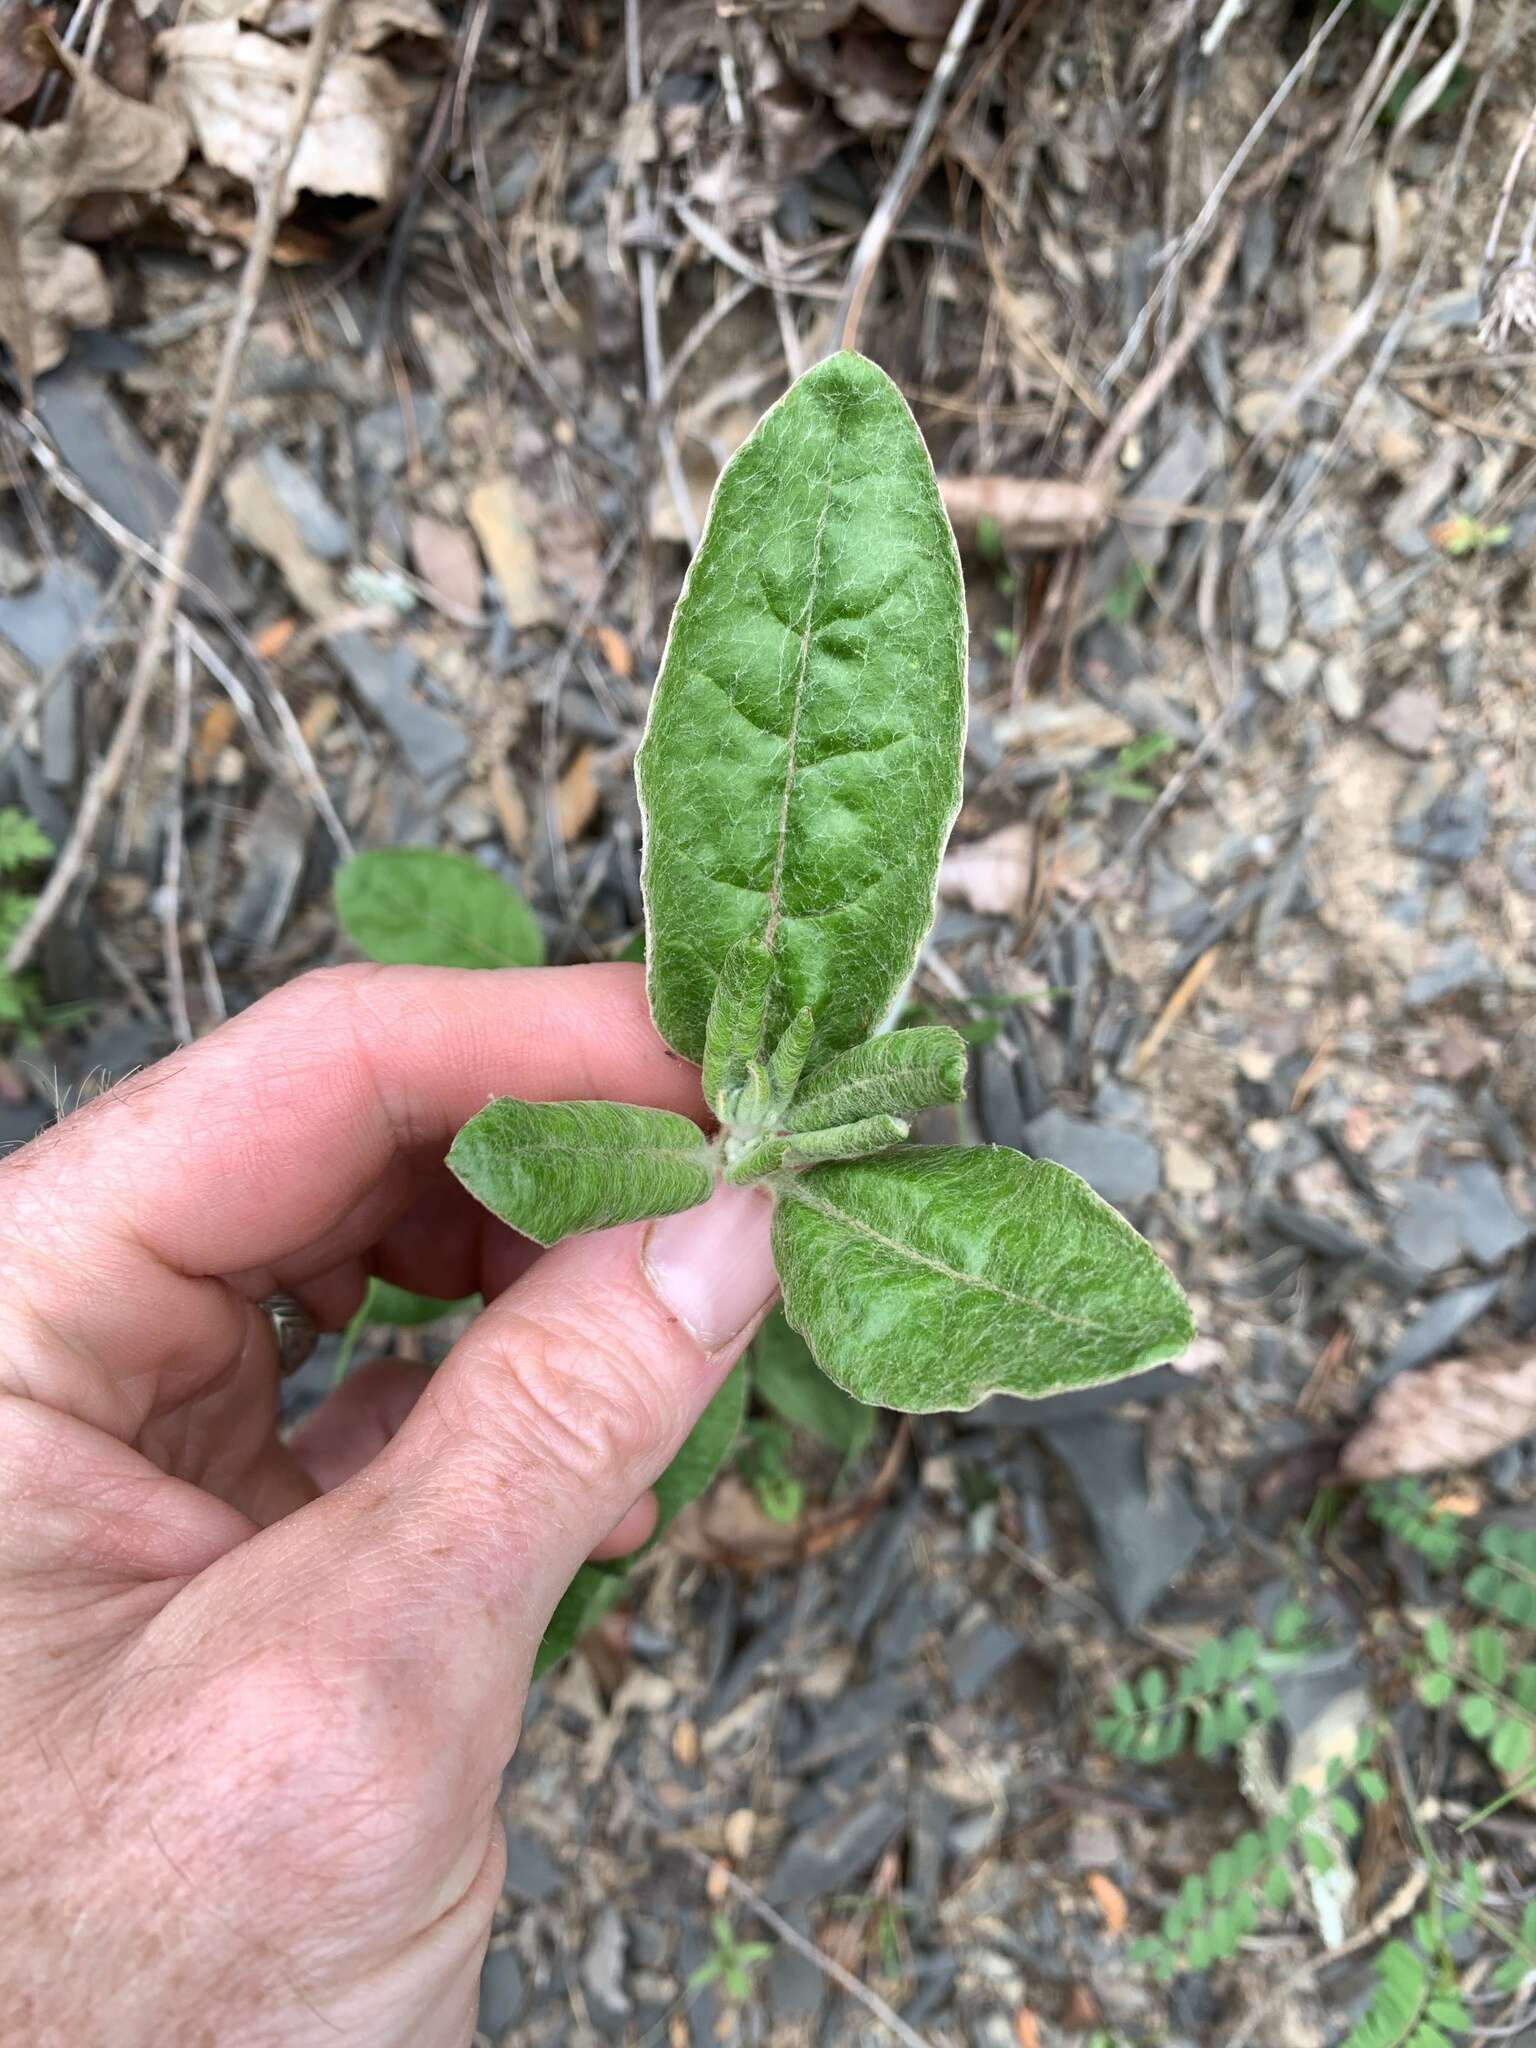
[636,350,966,1068]
[751,1308,876,1458]
[771,1147,1193,1412]
[533,1362,747,1677]
[332,1278,479,1383]
[449,1099,714,1246]
[335,847,543,968]
[785,1026,967,1131]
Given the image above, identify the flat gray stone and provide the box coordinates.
[765,1789,905,1904]
[249,444,351,560]
[477,1947,526,2038]
[1023,1109,1161,1207]
[1404,938,1501,1008]
[1381,1279,1501,1379]
[357,393,444,475]
[0,559,100,670]
[947,1617,1025,1705]
[331,633,468,787]
[766,1908,826,2025]
[32,367,246,612]
[1391,1180,1464,1274]
[0,562,101,788]
[1247,544,1292,653]
[1446,1160,1530,1268]
[1042,1417,1205,1625]
[1396,767,1491,865]
[1286,518,1359,636]
[502,1826,562,1903]
[785,1676,921,1773]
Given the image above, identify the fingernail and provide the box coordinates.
[643,1182,779,1350]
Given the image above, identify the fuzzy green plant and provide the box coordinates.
[1099,1492,1536,2026]
[439,352,1193,1416]
[0,807,54,1032]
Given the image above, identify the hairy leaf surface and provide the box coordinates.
[335,847,544,969]
[449,1099,713,1246]
[533,1363,746,1676]
[785,1026,967,1131]
[772,1147,1193,1411]
[751,1309,876,1457]
[636,351,966,1066]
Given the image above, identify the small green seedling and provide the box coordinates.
[688,1914,774,2006]
[446,352,1193,1414]
[0,807,55,1034]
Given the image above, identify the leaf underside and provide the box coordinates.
[636,350,966,1068]
[785,1026,967,1131]
[533,1362,747,1677]
[335,847,544,970]
[772,1147,1194,1413]
[447,1098,713,1247]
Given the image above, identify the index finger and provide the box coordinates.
[0,963,703,1428]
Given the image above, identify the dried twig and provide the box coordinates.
[5,0,345,976]
[159,624,194,1046]
[626,0,697,551]
[832,0,994,353]
[675,1847,934,2048]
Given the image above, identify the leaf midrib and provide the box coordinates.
[781,1179,1118,1339]
[762,470,834,947]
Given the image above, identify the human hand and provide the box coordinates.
[0,964,778,2048]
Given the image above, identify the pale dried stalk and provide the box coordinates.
[6,0,344,976]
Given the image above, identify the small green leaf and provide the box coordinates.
[1139,1667,1169,1710]
[750,1308,876,1457]
[785,1113,909,1165]
[1357,1767,1388,1805]
[785,1026,969,1131]
[335,847,543,968]
[771,1147,1193,1411]
[450,1099,713,1246]
[1492,1719,1534,1775]
[362,1279,476,1327]
[1329,1796,1361,1838]
[1417,1671,1455,1708]
[637,352,967,1068]
[1459,1694,1497,1740]
[1299,1831,1336,1875]
[1423,1617,1453,1668]
[702,938,775,1118]
[1270,1601,1312,1649]
[766,1005,817,1105]
[0,808,53,872]
[1264,1863,1292,1909]
[1470,1627,1508,1686]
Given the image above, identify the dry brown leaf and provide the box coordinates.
[1340,1345,1536,1481]
[489,759,529,858]
[223,452,341,618]
[939,821,1039,921]
[408,513,482,617]
[1085,1871,1128,1936]
[0,0,53,115]
[555,747,600,844]
[592,623,632,678]
[0,58,188,390]
[1013,2012,1042,2048]
[156,18,414,213]
[466,478,550,629]
[940,474,1108,552]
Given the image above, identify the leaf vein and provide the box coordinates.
[781,1181,1120,1338]
[764,473,833,946]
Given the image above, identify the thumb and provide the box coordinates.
[189,1182,778,1756]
